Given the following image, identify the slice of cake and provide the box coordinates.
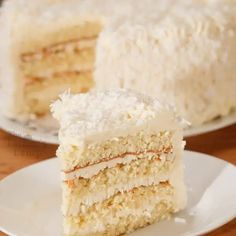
[51,89,187,236]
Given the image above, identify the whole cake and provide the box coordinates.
[0,0,236,126]
[51,89,187,236]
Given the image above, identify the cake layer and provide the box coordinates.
[64,183,175,236]
[58,131,174,172]
[21,42,96,78]
[62,152,174,215]
[24,71,93,115]
[18,21,102,53]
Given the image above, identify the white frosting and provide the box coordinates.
[95,1,236,126]
[62,152,171,180]
[51,89,184,146]
[169,151,187,210]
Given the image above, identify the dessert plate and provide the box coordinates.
[0,111,236,144]
[0,151,236,236]
[0,114,59,145]
[184,110,236,137]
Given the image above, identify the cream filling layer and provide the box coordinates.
[62,152,172,180]
[21,38,97,63]
[25,65,93,79]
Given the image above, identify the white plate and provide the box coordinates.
[0,111,236,144]
[0,114,59,145]
[184,110,236,137]
[0,151,236,236]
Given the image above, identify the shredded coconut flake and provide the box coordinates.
[51,89,183,146]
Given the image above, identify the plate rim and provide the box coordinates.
[183,110,236,137]
[0,114,58,145]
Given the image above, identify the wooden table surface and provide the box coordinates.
[0,124,236,236]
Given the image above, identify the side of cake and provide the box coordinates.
[51,89,187,236]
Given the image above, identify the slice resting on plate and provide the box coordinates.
[51,89,187,236]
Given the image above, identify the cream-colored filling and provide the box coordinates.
[21,38,97,63]
[62,151,171,180]
[21,46,95,78]
[22,56,94,79]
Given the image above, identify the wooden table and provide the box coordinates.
[0,124,236,236]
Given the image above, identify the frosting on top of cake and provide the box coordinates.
[51,89,183,146]
[94,1,236,126]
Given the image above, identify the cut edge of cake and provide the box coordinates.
[51,89,187,236]
[0,0,104,119]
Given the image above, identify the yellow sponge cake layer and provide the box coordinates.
[57,131,174,172]
[64,183,175,236]
[25,71,93,115]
